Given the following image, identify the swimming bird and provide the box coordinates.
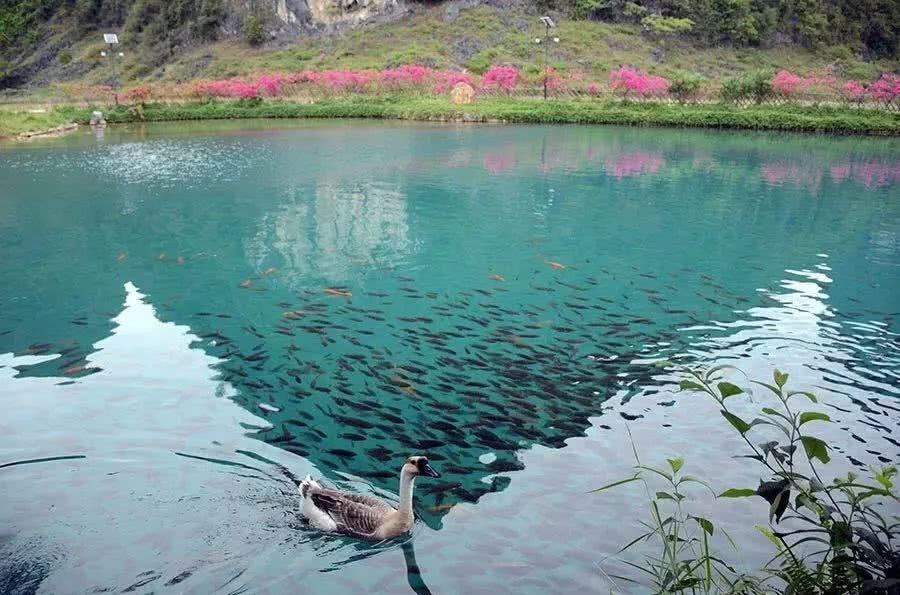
[299,456,441,540]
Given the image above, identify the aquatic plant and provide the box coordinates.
[594,366,900,594]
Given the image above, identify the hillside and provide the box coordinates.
[1,0,898,92]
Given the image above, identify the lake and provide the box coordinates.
[1,120,898,594]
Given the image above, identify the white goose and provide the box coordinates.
[299,455,441,541]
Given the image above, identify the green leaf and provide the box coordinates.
[655,491,677,501]
[752,380,782,396]
[774,369,788,388]
[761,407,780,416]
[718,381,743,399]
[588,474,641,493]
[693,516,714,535]
[719,488,756,498]
[721,409,751,435]
[800,435,831,465]
[680,379,704,391]
[788,390,817,403]
[798,412,831,426]
[756,525,783,550]
[667,457,684,474]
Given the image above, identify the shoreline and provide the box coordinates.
[4,97,900,138]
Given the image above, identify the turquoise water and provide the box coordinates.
[1,121,899,594]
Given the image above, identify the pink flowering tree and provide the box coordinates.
[586,82,602,96]
[842,80,867,104]
[481,65,521,95]
[379,64,433,92]
[869,73,900,106]
[433,70,473,94]
[771,70,806,97]
[256,73,285,97]
[122,85,152,105]
[609,66,670,99]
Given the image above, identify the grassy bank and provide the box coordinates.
[54,97,900,135]
[0,106,74,138]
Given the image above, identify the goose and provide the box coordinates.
[299,455,441,541]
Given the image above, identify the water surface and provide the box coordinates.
[1,121,899,594]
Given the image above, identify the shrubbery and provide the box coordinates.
[594,365,900,594]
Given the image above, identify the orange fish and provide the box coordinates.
[240,279,252,288]
[263,267,277,276]
[116,253,128,262]
[282,309,307,319]
[323,287,352,298]
[489,273,506,282]
[544,260,566,269]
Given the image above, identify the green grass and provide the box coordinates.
[59,97,900,135]
[66,5,890,86]
[0,106,73,138]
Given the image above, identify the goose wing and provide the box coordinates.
[310,489,394,537]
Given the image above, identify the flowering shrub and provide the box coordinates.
[433,70,473,94]
[481,66,521,93]
[256,74,285,96]
[609,66,670,98]
[122,85,152,104]
[843,80,866,102]
[191,79,260,99]
[869,73,900,105]
[380,64,432,90]
[586,82,602,96]
[771,70,806,96]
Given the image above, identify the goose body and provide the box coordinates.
[299,456,440,541]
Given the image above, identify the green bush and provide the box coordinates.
[243,14,265,46]
[721,69,775,104]
[668,71,706,102]
[594,365,900,594]
[58,48,72,65]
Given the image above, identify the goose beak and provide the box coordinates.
[422,462,441,478]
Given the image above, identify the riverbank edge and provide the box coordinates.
[6,97,900,137]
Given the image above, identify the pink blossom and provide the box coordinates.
[586,82,602,96]
[481,66,521,93]
[869,73,900,105]
[771,70,805,96]
[609,66,669,98]
[123,85,151,103]
[433,71,473,94]
[379,64,432,89]
[842,80,866,102]
[256,73,285,96]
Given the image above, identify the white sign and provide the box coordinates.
[103,33,119,44]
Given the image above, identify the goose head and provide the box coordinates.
[402,455,441,478]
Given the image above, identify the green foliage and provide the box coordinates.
[554,0,897,57]
[668,71,706,102]
[58,48,72,65]
[597,364,900,594]
[243,14,265,47]
[721,69,775,103]
[55,97,900,135]
[640,15,693,36]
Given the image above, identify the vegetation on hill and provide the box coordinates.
[1,1,898,91]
